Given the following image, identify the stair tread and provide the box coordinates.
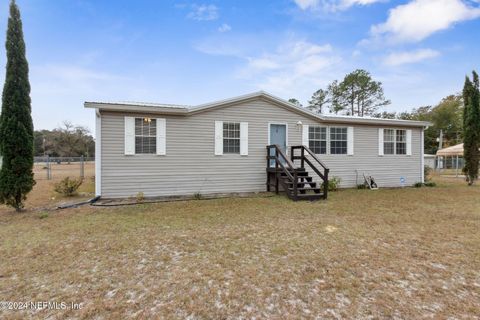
[280,172,309,177]
[288,187,321,191]
[284,181,317,185]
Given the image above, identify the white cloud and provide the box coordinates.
[383,49,440,66]
[371,0,480,43]
[218,23,231,32]
[293,0,384,11]
[294,0,320,9]
[187,4,219,21]
[236,40,340,97]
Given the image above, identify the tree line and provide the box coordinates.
[372,95,463,155]
[289,69,390,116]
[289,69,468,155]
[34,121,95,158]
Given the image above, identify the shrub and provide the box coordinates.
[38,212,49,219]
[357,184,367,189]
[424,181,437,187]
[54,177,83,196]
[414,182,423,188]
[326,176,341,192]
[193,192,202,200]
[136,192,145,202]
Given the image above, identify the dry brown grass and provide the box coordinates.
[0,176,479,319]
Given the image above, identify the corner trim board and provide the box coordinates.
[95,109,102,197]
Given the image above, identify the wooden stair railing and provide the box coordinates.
[266,145,298,200]
[266,145,329,201]
[291,145,330,200]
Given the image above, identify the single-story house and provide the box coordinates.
[85,91,429,200]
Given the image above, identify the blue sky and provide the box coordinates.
[0,0,479,131]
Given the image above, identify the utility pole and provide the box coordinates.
[438,129,443,150]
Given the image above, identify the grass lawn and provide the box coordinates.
[0,176,479,319]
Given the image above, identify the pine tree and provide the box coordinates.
[0,0,35,210]
[307,89,328,114]
[288,98,302,108]
[462,71,480,185]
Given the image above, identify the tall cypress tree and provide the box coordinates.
[462,71,480,185]
[0,0,35,210]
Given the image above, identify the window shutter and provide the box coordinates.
[156,118,166,155]
[378,128,384,156]
[240,122,248,156]
[214,121,223,155]
[406,129,412,156]
[347,126,354,155]
[302,124,309,146]
[124,116,135,155]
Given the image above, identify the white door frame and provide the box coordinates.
[268,122,288,168]
[267,122,288,149]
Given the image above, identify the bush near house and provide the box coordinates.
[54,177,83,196]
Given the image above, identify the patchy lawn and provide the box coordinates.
[0,177,479,319]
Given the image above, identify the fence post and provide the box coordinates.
[80,155,85,179]
[46,155,51,180]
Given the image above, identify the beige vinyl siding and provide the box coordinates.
[100,98,423,198]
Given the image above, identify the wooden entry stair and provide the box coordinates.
[266,145,330,201]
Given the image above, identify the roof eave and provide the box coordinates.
[84,92,432,128]
[321,116,431,127]
[84,102,189,115]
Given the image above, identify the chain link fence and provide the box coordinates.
[34,156,95,180]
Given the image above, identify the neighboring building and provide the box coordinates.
[424,154,436,169]
[436,143,465,174]
[85,91,429,199]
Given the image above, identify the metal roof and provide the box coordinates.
[85,91,431,127]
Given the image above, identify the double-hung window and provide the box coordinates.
[329,127,348,155]
[396,130,407,155]
[383,129,395,155]
[135,118,157,154]
[384,129,406,155]
[309,126,327,154]
[223,122,240,154]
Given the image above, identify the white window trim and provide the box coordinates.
[305,125,352,156]
[132,117,158,155]
[382,128,410,156]
[307,125,328,155]
[216,121,248,156]
[328,126,349,156]
[222,122,241,155]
